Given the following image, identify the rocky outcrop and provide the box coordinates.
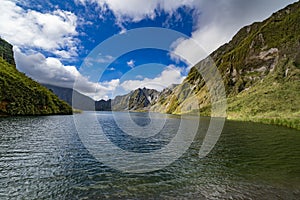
[0,37,15,66]
[112,88,159,111]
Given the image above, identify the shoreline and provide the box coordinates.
[227,116,300,131]
[2,109,299,131]
[92,110,300,131]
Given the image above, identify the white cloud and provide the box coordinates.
[120,65,185,92]
[14,48,119,100]
[0,0,78,58]
[119,28,127,35]
[78,0,196,22]
[84,54,115,66]
[135,75,144,79]
[127,59,135,68]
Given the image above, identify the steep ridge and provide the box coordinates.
[0,38,72,116]
[151,1,300,129]
[44,84,159,111]
[112,88,159,111]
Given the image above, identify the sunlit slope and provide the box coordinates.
[151,1,300,129]
[0,38,72,116]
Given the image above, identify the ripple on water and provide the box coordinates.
[0,113,299,199]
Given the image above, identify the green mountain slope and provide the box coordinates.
[151,1,300,130]
[0,38,72,116]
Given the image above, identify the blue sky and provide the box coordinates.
[0,0,297,100]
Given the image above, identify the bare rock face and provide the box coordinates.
[0,38,15,66]
[246,48,279,76]
[112,88,159,111]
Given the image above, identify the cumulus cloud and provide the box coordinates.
[0,0,78,58]
[120,65,185,92]
[84,54,115,67]
[107,67,116,71]
[14,48,119,100]
[77,0,196,22]
[127,59,135,68]
[0,0,123,100]
[135,75,144,80]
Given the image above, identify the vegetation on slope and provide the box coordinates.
[0,38,72,116]
[151,1,300,130]
[227,58,300,130]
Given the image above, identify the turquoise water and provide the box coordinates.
[0,112,299,199]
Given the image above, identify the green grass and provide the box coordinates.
[226,59,300,130]
[72,109,83,114]
[0,55,72,116]
[151,2,300,131]
[228,117,300,131]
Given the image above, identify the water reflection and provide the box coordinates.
[0,113,299,199]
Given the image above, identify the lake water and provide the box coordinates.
[0,112,299,199]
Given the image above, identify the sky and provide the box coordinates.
[0,0,297,100]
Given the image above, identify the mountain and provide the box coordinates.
[4,1,298,129]
[112,88,159,111]
[44,84,159,112]
[43,84,112,111]
[0,38,15,66]
[151,2,300,129]
[0,38,72,116]
[95,99,112,111]
[43,84,94,110]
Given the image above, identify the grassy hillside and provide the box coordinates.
[0,39,72,116]
[227,59,300,130]
[151,1,300,130]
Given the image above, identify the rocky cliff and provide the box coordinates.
[112,88,159,111]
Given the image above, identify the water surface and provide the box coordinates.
[0,112,299,199]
